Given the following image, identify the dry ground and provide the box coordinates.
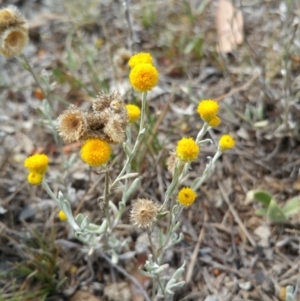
[1,0,300,300]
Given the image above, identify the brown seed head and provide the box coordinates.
[0,6,27,29]
[0,25,28,57]
[166,152,179,174]
[130,198,160,228]
[56,105,88,142]
[113,48,131,73]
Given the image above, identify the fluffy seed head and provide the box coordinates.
[219,134,235,152]
[27,172,43,185]
[58,210,67,221]
[129,63,159,92]
[0,6,27,28]
[80,138,111,167]
[130,198,159,228]
[93,91,124,113]
[57,105,88,143]
[24,154,49,174]
[0,25,28,57]
[166,152,179,174]
[113,48,131,73]
[197,99,219,123]
[176,137,200,162]
[126,104,141,123]
[128,52,153,68]
[177,187,197,206]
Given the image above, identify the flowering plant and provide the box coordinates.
[4,18,235,296]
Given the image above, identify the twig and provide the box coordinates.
[185,209,208,283]
[100,252,151,301]
[214,70,260,102]
[218,182,256,247]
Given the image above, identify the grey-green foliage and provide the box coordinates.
[248,190,300,222]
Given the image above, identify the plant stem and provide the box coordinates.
[110,92,148,189]
[104,168,111,231]
[20,53,49,103]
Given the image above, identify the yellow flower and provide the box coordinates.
[27,172,43,185]
[176,137,200,162]
[24,154,49,174]
[80,138,111,167]
[197,99,219,123]
[177,187,197,206]
[126,104,141,122]
[58,210,67,221]
[129,63,159,92]
[128,52,153,68]
[208,116,221,127]
[219,134,235,152]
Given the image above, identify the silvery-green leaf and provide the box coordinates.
[255,208,268,216]
[124,178,141,201]
[267,199,287,222]
[75,213,84,225]
[111,250,118,265]
[80,216,90,230]
[282,197,300,217]
[138,268,155,278]
[153,263,169,275]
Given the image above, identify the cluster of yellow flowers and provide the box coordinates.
[173,99,235,207]
[0,5,28,57]
[197,99,221,127]
[24,154,49,185]
[128,53,159,92]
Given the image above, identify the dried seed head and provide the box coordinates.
[166,152,179,174]
[130,198,160,228]
[57,105,88,142]
[0,6,27,29]
[113,48,131,73]
[93,91,124,112]
[103,115,126,144]
[0,25,28,57]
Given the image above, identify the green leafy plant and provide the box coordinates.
[248,189,300,222]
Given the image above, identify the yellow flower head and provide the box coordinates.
[197,99,219,123]
[58,210,67,221]
[128,52,153,68]
[176,137,200,162]
[126,104,141,123]
[208,116,221,127]
[24,154,49,174]
[219,134,235,152]
[80,138,111,167]
[177,187,197,207]
[27,172,43,185]
[129,63,159,92]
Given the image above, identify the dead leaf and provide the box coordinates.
[216,0,244,53]
[68,291,104,301]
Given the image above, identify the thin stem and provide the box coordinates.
[42,180,59,204]
[104,168,111,230]
[20,53,49,102]
[192,151,221,191]
[122,0,134,53]
[110,92,148,189]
